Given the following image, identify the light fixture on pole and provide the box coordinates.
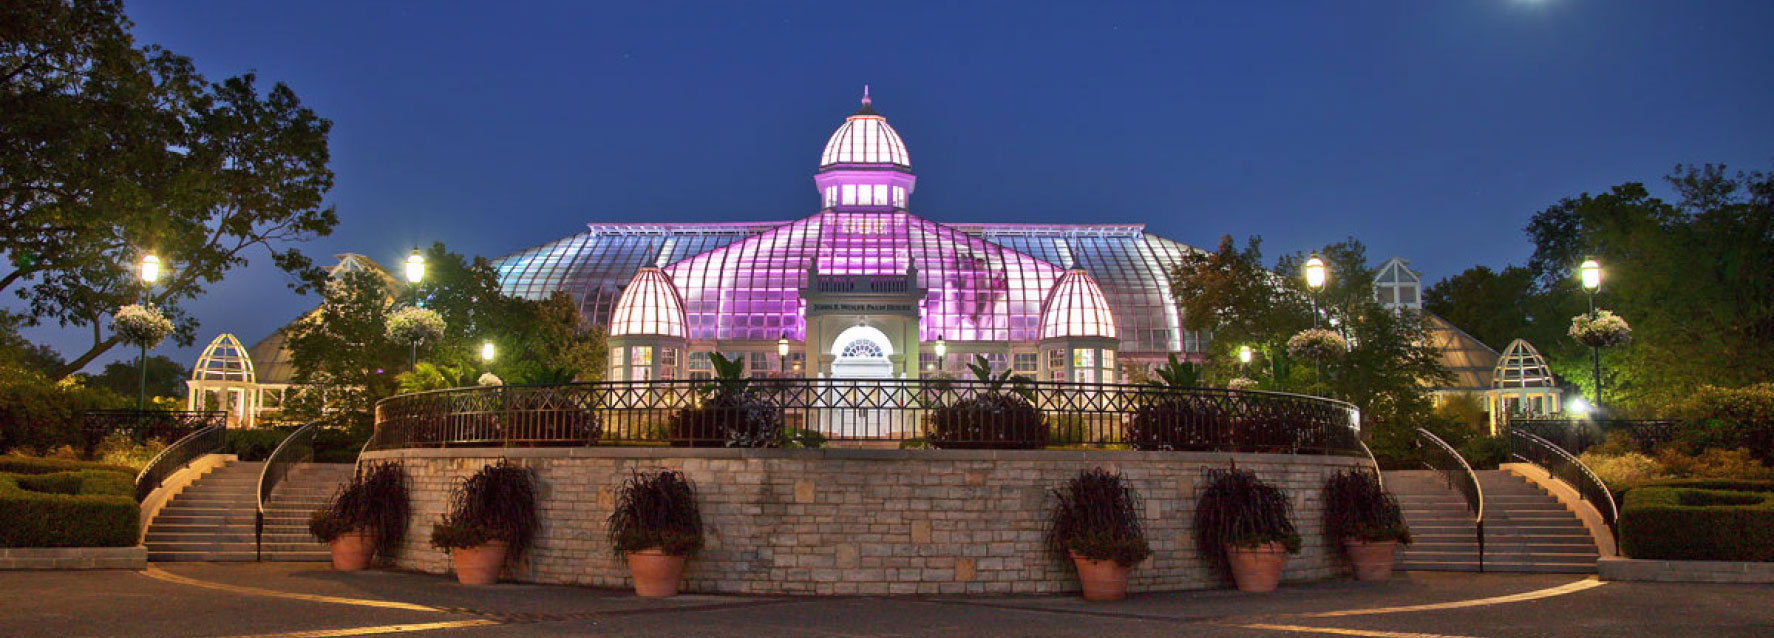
[933,335,947,373]
[777,334,790,378]
[1303,253,1327,328]
[1568,397,1590,418]
[480,340,495,363]
[404,249,426,370]
[1580,258,1602,410]
[137,253,161,410]
[1238,344,1252,365]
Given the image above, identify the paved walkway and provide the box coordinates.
[1,563,1769,637]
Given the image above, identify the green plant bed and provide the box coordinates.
[0,469,139,547]
[0,455,136,476]
[226,428,288,461]
[1618,486,1774,562]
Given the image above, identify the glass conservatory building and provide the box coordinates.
[490,91,1203,382]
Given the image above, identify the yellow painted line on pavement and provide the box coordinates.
[1239,624,1488,638]
[208,619,503,638]
[141,566,452,613]
[1297,577,1605,618]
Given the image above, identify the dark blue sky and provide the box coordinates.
[33,1,1774,370]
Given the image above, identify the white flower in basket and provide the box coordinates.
[386,306,446,344]
[112,304,174,348]
[1569,310,1632,348]
[1287,328,1347,360]
[477,372,503,387]
[1227,377,1259,391]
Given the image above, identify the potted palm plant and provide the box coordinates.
[1323,470,1411,581]
[1194,467,1300,592]
[308,462,410,571]
[1047,468,1151,601]
[607,470,704,597]
[669,353,784,447]
[927,356,1046,449]
[428,461,537,585]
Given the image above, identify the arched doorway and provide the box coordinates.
[829,325,895,379]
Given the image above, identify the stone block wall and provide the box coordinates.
[361,447,1368,595]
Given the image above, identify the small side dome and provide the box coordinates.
[1039,270,1118,340]
[192,333,256,383]
[819,88,911,169]
[1493,339,1554,389]
[609,267,687,339]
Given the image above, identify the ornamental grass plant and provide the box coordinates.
[1322,470,1411,544]
[607,470,704,556]
[309,461,411,556]
[1194,467,1300,564]
[429,461,537,556]
[1047,468,1151,567]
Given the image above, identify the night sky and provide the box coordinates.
[27,1,1774,370]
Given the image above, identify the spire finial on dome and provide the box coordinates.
[862,84,871,105]
[853,85,878,116]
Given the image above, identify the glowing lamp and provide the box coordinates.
[777,334,790,358]
[1238,345,1252,364]
[1569,397,1590,417]
[1304,254,1327,290]
[933,335,947,360]
[404,249,425,284]
[139,254,161,284]
[1579,259,1601,292]
[480,341,495,362]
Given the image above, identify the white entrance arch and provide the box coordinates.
[829,324,895,379]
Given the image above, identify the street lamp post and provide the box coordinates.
[1238,344,1252,376]
[933,335,947,375]
[404,249,425,370]
[777,334,790,379]
[1303,254,1328,384]
[1580,258,1602,411]
[137,254,161,410]
[480,340,495,366]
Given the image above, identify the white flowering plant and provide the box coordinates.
[112,304,174,348]
[1287,328,1347,360]
[1569,310,1632,348]
[1227,377,1259,391]
[477,372,503,387]
[386,307,446,344]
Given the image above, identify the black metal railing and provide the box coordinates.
[80,409,228,458]
[367,378,1363,455]
[1506,418,1679,456]
[132,424,227,502]
[1509,429,1618,541]
[1416,427,1485,572]
[256,423,316,561]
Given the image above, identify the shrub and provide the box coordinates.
[1047,468,1151,567]
[429,461,536,557]
[1456,436,1509,470]
[668,353,782,448]
[1654,447,1774,481]
[1126,392,1223,451]
[1579,451,1667,490]
[607,470,703,556]
[1618,486,1774,561]
[0,368,125,455]
[92,432,166,470]
[926,356,1046,450]
[0,469,139,547]
[1676,383,1774,464]
[314,425,373,463]
[0,455,136,476]
[227,428,288,461]
[309,462,409,557]
[1323,470,1411,545]
[1194,467,1300,577]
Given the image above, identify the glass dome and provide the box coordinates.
[1493,339,1556,389]
[1039,269,1118,340]
[819,91,910,168]
[609,267,688,339]
[191,333,255,383]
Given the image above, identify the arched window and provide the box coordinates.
[840,339,885,358]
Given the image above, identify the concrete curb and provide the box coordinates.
[0,546,147,570]
[1599,557,1774,584]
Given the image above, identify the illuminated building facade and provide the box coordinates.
[491,90,1203,381]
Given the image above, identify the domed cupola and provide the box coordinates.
[815,87,917,211]
[1037,269,1121,384]
[607,267,688,381]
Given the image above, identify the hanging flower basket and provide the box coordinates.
[112,304,174,348]
[386,307,446,344]
[1227,377,1259,391]
[1569,310,1632,348]
[1287,328,1347,360]
[477,372,503,387]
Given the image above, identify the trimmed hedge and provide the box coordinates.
[0,455,137,476]
[1618,486,1774,562]
[0,469,139,547]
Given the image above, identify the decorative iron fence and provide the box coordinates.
[257,423,317,561]
[1416,427,1485,571]
[1509,429,1618,541]
[369,379,1363,455]
[80,409,229,458]
[1507,418,1679,456]
[133,424,226,502]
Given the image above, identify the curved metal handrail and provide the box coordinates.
[133,424,227,502]
[1357,436,1384,489]
[368,378,1364,453]
[256,423,317,561]
[1415,428,1485,571]
[1508,429,1619,539]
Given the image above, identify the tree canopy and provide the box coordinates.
[2,0,336,376]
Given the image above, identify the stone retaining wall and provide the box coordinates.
[361,447,1369,595]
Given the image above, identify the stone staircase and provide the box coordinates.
[145,460,356,562]
[1383,469,1599,573]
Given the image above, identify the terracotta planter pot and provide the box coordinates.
[328,529,375,571]
[450,540,509,585]
[1345,539,1398,582]
[1068,550,1132,602]
[625,548,689,597]
[1224,542,1289,593]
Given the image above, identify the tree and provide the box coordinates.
[85,354,186,400]
[2,0,337,376]
[283,270,404,429]
[1422,265,1538,351]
